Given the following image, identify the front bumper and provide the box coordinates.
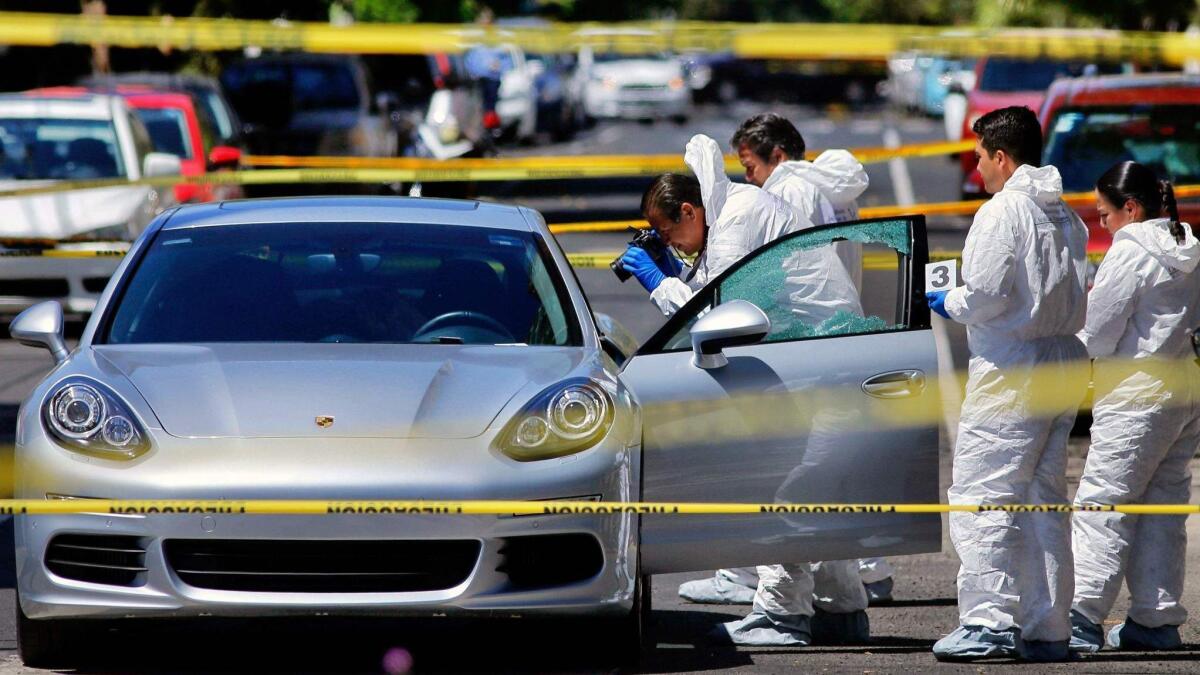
[589,88,689,119]
[17,429,640,620]
[18,511,636,620]
[0,250,123,315]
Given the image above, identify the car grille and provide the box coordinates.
[621,83,667,91]
[45,534,148,587]
[164,539,481,593]
[497,533,604,590]
[0,278,69,298]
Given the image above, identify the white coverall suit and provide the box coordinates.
[1072,218,1200,634]
[940,164,1089,647]
[763,150,894,590]
[749,150,874,629]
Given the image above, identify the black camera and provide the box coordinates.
[610,228,670,282]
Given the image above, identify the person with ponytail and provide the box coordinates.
[1071,160,1200,653]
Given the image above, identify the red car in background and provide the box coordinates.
[1040,73,1200,257]
[960,56,1127,197]
[118,89,243,203]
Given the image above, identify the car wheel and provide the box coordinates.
[596,573,651,666]
[17,603,87,668]
[671,115,689,125]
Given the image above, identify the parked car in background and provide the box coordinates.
[919,56,976,117]
[220,54,407,158]
[680,51,741,103]
[120,90,243,203]
[1041,73,1200,257]
[960,54,1128,196]
[575,32,690,123]
[11,199,939,667]
[78,72,245,150]
[0,91,179,315]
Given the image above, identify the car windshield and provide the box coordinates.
[221,61,361,120]
[198,90,236,143]
[1044,105,1200,192]
[979,58,1123,93]
[105,221,582,347]
[134,107,193,159]
[0,117,125,180]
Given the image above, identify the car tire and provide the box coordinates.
[671,115,689,125]
[596,573,651,666]
[17,603,87,668]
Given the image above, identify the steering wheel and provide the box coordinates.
[412,311,514,341]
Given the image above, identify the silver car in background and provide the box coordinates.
[11,197,940,667]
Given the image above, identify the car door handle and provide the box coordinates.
[862,370,926,399]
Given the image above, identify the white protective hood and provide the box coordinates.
[1115,218,1200,274]
[771,150,870,212]
[0,184,153,240]
[1001,163,1066,207]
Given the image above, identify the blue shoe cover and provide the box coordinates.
[708,610,811,646]
[1021,639,1072,662]
[932,625,1021,661]
[864,576,894,605]
[678,575,755,604]
[1069,610,1103,654]
[811,608,870,645]
[1106,618,1182,651]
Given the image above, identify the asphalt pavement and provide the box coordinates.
[0,104,1196,673]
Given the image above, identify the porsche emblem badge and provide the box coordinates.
[315,416,335,428]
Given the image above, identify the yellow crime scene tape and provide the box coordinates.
[0,140,975,199]
[242,140,976,171]
[0,500,1196,516]
[1,11,1200,64]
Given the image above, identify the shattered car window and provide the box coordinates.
[660,218,912,350]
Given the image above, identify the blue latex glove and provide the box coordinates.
[926,290,950,319]
[619,245,667,292]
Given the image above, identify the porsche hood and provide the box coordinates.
[95,343,590,439]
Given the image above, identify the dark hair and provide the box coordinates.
[972,106,1042,167]
[1096,160,1185,243]
[730,113,805,163]
[641,173,702,221]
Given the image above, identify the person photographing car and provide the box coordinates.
[620,134,859,326]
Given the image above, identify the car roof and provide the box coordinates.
[1044,73,1200,107]
[0,90,115,119]
[161,197,536,232]
[117,90,198,113]
[80,71,221,90]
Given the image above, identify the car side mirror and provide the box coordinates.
[9,300,68,364]
[689,300,770,370]
[207,145,242,170]
[142,152,182,178]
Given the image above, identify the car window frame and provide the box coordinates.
[636,215,929,356]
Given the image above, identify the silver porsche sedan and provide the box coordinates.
[10,197,940,667]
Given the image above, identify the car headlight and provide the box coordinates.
[668,77,685,90]
[43,378,149,459]
[598,76,617,90]
[498,378,614,461]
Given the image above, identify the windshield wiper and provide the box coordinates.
[434,336,464,344]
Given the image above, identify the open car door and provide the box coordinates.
[621,216,941,574]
